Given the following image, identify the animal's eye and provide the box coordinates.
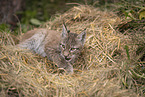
[60,44,65,49]
[71,48,76,51]
[70,48,79,51]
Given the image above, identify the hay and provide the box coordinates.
[0,5,141,96]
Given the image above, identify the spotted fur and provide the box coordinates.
[18,25,86,74]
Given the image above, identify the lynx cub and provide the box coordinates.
[18,25,86,74]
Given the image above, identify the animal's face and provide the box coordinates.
[59,25,86,63]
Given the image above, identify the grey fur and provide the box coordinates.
[18,25,86,74]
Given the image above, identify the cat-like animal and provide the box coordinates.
[18,24,86,74]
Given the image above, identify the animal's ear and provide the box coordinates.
[62,24,68,38]
[77,29,86,45]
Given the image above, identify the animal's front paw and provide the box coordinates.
[64,63,73,74]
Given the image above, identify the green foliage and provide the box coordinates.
[92,0,145,20]
[0,24,10,32]
[139,10,145,20]
[30,18,42,26]
[125,45,130,60]
[116,0,144,20]
[20,10,37,25]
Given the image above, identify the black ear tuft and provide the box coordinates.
[67,30,70,34]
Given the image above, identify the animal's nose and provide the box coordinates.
[63,51,71,60]
[63,51,69,56]
[65,56,71,60]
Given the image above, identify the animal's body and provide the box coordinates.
[18,25,86,74]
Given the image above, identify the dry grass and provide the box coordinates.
[0,5,144,97]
